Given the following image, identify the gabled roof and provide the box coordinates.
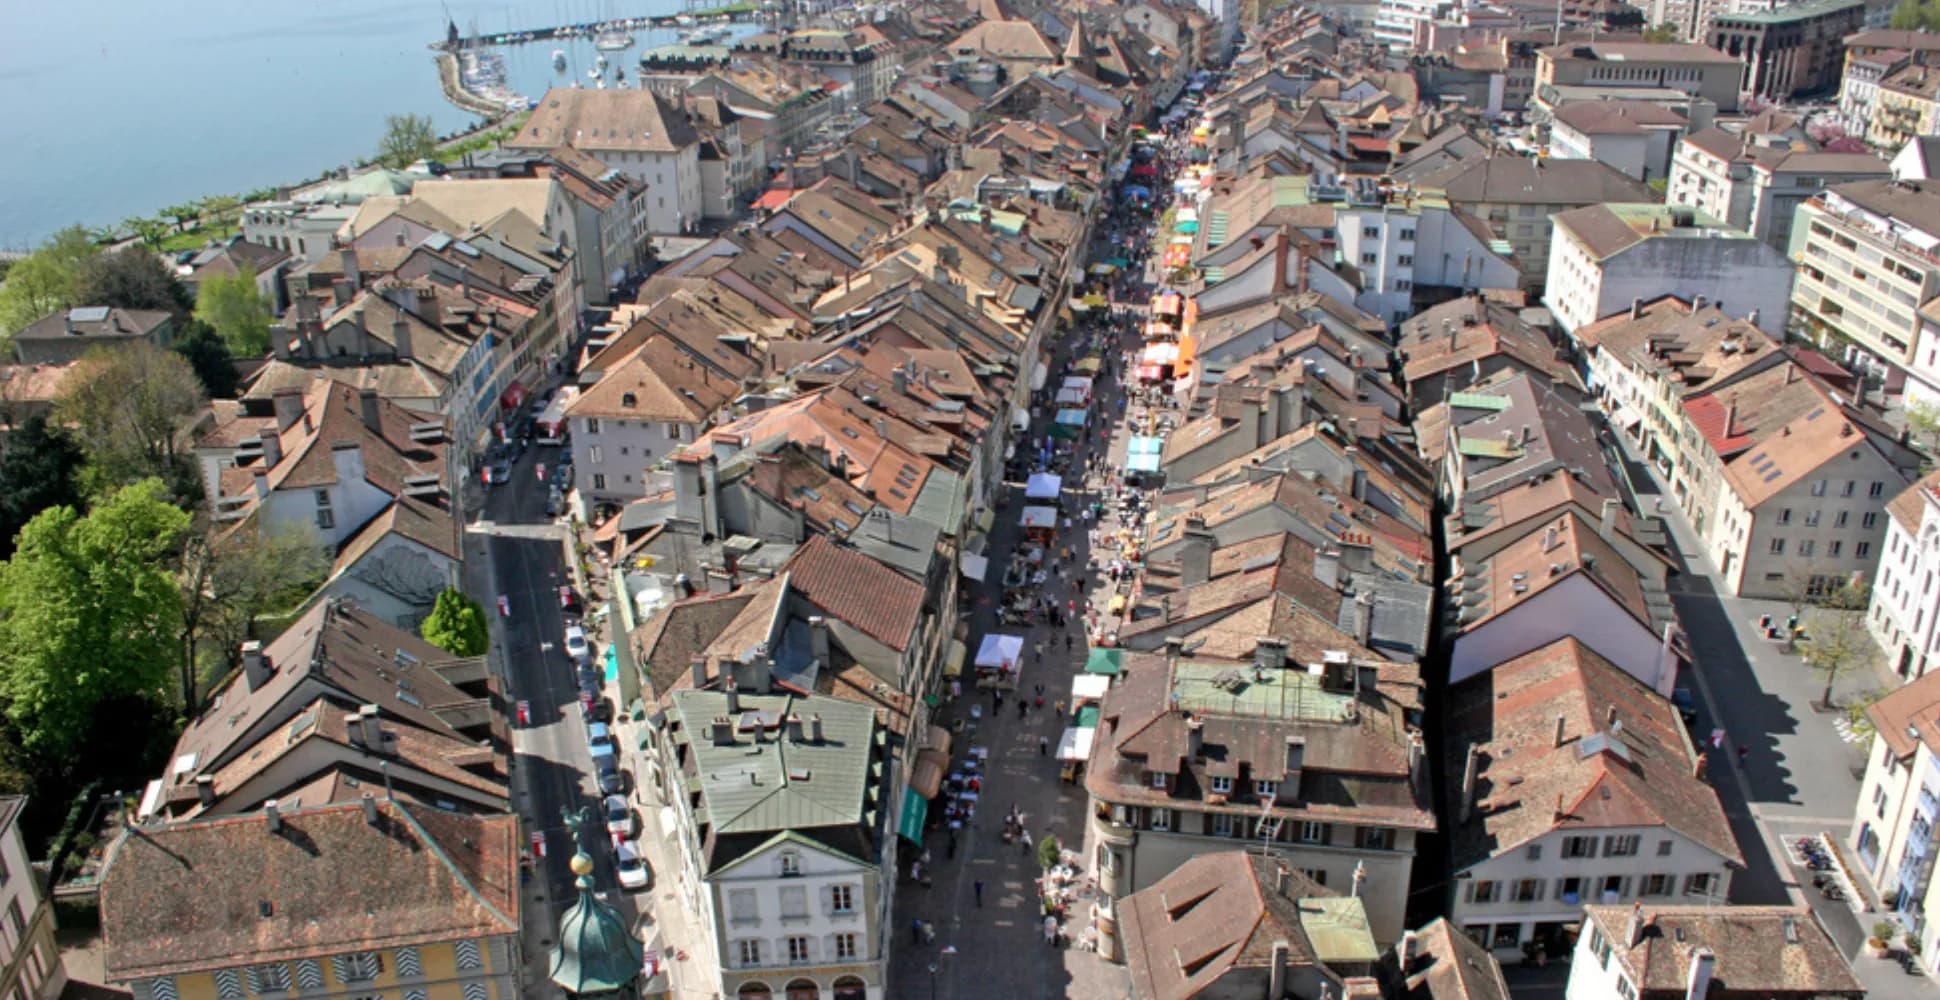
[512,87,700,154]
[1446,637,1741,870]
[565,334,739,422]
[211,379,445,506]
[1885,467,1940,535]
[1416,154,1653,206]
[1582,904,1862,997]
[101,800,517,979]
[1451,508,1663,635]
[1398,295,1573,387]
[783,534,924,652]
[1381,917,1511,1000]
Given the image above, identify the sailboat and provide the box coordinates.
[552,49,568,72]
[594,24,634,50]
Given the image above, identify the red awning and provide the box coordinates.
[1130,163,1158,178]
[500,381,528,410]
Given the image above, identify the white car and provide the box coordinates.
[564,625,590,665]
[616,838,651,890]
[604,794,634,838]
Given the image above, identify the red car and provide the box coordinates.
[559,585,582,615]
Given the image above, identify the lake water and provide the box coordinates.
[0,0,730,248]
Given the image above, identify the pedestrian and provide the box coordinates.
[1737,745,1750,768]
[1019,698,1028,719]
[1021,828,1034,853]
[1066,634,1075,651]
[1040,734,1050,755]
[912,918,925,943]
[975,880,985,907]
[948,830,959,858]
[1055,699,1066,718]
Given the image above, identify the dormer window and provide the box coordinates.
[1255,780,1278,800]
[1151,771,1169,790]
[780,849,802,876]
[1209,776,1232,795]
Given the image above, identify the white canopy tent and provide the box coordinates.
[1020,506,1059,531]
[1071,674,1111,704]
[976,633,1026,669]
[1056,726,1096,762]
[1026,473,1063,501]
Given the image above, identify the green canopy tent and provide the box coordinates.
[1084,648,1123,675]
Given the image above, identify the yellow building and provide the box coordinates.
[1870,63,1940,151]
[100,799,520,1000]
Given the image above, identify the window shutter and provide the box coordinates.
[294,961,324,991]
[329,958,351,985]
[1463,881,1476,903]
[1534,880,1545,902]
[395,948,422,980]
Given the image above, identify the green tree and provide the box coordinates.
[1802,581,1877,710]
[193,267,272,356]
[0,479,189,757]
[160,203,201,233]
[0,226,99,337]
[1036,833,1062,871]
[420,588,490,657]
[1892,0,1940,30]
[74,248,191,315]
[122,216,173,251]
[378,113,439,169]
[55,342,207,502]
[1641,23,1682,41]
[1907,400,1940,467]
[173,320,240,398]
[176,521,328,710]
[0,417,85,559]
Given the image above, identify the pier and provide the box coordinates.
[435,1,765,52]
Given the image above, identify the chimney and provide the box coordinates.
[1599,497,1621,541]
[1724,396,1738,435]
[1630,297,1642,320]
[786,714,805,742]
[1691,294,1705,314]
[332,278,354,308]
[340,246,361,292]
[725,676,741,714]
[1606,704,1619,728]
[1355,591,1375,647]
[1186,715,1204,758]
[361,791,379,825]
[809,713,824,743]
[272,387,305,431]
[1274,864,1290,897]
[1397,930,1419,969]
[1686,947,1717,1000]
[392,311,414,360]
[252,470,271,501]
[242,640,272,691]
[258,429,283,468]
[1747,309,1759,328]
[893,366,908,395]
[1268,940,1290,1000]
[691,656,708,689]
[1555,714,1568,747]
[1693,750,1710,780]
[809,616,831,664]
[1254,637,1289,672]
[1460,745,1481,821]
[358,704,383,748]
[711,716,735,745]
[195,774,216,807]
[1542,525,1559,552]
[358,387,382,432]
[1655,622,1679,698]
[1351,861,1366,897]
[1785,364,1798,385]
[1623,901,1647,946]
[264,799,282,833]
[1447,327,1459,354]
[1314,549,1341,590]
[1180,515,1214,586]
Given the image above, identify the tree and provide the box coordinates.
[0,479,189,757]
[0,418,85,559]
[378,113,439,169]
[1641,23,1681,41]
[176,521,328,710]
[1893,0,1940,31]
[55,342,207,502]
[122,216,173,251]
[1774,561,1844,652]
[1907,400,1940,467]
[421,588,489,657]
[193,267,272,356]
[1036,833,1062,871]
[160,203,201,233]
[0,225,99,337]
[74,248,191,315]
[173,320,240,398]
[1802,580,1876,710]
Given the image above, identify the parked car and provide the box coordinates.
[587,722,614,753]
[594,756,624,796]
[604,794,635,838]
[559,585,582,615]
[546,488,564,518]
[483,459,512,486]
[616,838,652,890]
[564,624,590,665]
[1672,687,1699,726]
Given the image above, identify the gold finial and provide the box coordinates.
[570,851,595,876]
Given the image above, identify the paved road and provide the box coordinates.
[467,438,642,992]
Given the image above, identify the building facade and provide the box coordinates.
[1789,179,1940,384]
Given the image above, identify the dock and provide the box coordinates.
[435,1,764,52]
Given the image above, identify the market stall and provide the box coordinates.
[1084,648,1124,675]
[1056,725,1097,782]
[1025,473,1063,503]
[1055,408,1088,433]
[1020,505,1059,542]
[1125,436,1164,476]
[1071,673,1111,706]
[1061,375,1095,403]
[975,633,1026,689]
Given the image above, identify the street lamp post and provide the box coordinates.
[927,963,937,1000]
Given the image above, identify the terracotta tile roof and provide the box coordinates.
[1454,508,1656,633]
[209,378,445,506]
[740,444,878,536]
[1867,657,1940,758]
[1118,851,1339,1000]
[329,496,461,580]
[1415,370,1614,502]
[1447,470,1660,565]
[511,87,700,154]
[685,388,941,516]
[1885,468,1940,535]
[565,334,739,422]
[1380,917,1511,1000]
[1720,397,1881,508]
[1582,904,1862,997]
[630,589,760,699]
[1581,297,1778,399]
[1446,637,1741,870]
[1397,295,1571,386]
[783,534,924,651]
[1549,99,1686,136]
[15,306,172,343]
[101,800,517,980]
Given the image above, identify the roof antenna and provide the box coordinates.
[381,760,395,802]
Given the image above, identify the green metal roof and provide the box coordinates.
[1084,648,1123,675]
[1296,897,1380,965]
[1169,661,1354,721]
[549,863,645,994]
[670,689,879,838]
[1206,210,1230,247]
[1457,436,1523,459]
[1201,265,1226,284]
[1076,704,1101,728]
[1448,392,1511,411]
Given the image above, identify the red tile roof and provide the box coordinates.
[784,534,924,651]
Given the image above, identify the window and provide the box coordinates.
[1617,975,1637,1000]
[786,937,811,963]
[1399,228,1416,241]
[1684,873,1717,897]
[1605,834,1640,857]
[1811,479,1827,497]
[833,933,858,960]
[1829,540,1843,557]
[730,889,759,923]
[780,886,808,919]
[1842,480,1857,498]
[248,965,292,994]
[1642,873,1674,896]
[340,955,382,983]
[1470,879,1500,904]
[1299,821,1325,843]
[589,445,604,464]
[1832,511,1845,528]
[780,850,802,876]
[1872,481,1887,498]
[313,489,331,508]
[1526,844,1542,861]
[1770,537,1786,555]
[1213,813,1235,836]
[667,423,683,440]
[1395,279,1413,291]
[1360,252,1378,265]
[1209,775,1233,795]
[1563,836,1597,859]
[1256,780,1278,800]
[1149,808,1172,831]
[1658,839,1674,857]
[1557,876,1585,903]
[584,418,601,434]
[1798,540,1815,557]
[592,473,607,491]
[830,884,855,913]
[1398,254,1414,266]
[1864,512,1880,529]
[737,940,763,967]
[317,508,335,530]
[1778,508,1791,525]
[1363,226,1381,238]
[1512,878,1543,902]
[1151,771,1169,790]
[1359,827,1392,850]
[1858,541,1873,559]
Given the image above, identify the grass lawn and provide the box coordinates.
[159,222,238,254]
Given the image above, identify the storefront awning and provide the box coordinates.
[960,553,989,582]
[898,786,929,842]
[500,380,528,410]
[943,638,968,677]
[1076,705,1101,729]
[926,724,953,755]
